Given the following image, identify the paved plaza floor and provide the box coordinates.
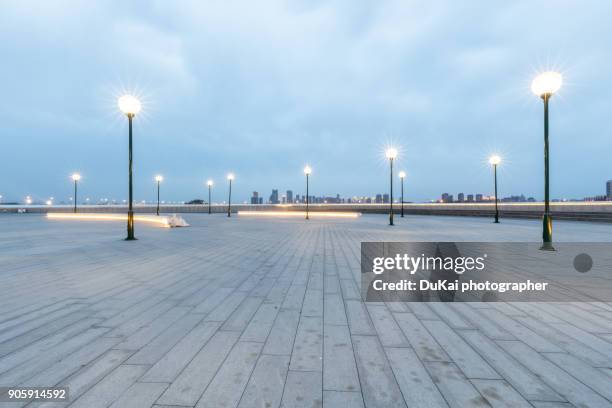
[1,213,612,408]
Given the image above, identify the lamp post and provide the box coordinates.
[118,94,141,240]
[489,156,501,223]
[207,180,213,214]
[71,173,81,213]
[531,71,562,251]
[398,171,406,218]
[227,173,234,217]
[154,175,163,216]
[304,165,312,220]
[385,148,398,225]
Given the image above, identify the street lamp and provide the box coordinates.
[118,94,141,240]
[304,165,312,220]
[398,171,406,218]
[385,148,398,225]
[488,155,501,223]
[71,173,81,213]
[154,175,163,216]
[531,71,562,250]
[227,173,234,217]
[207,180,213,214]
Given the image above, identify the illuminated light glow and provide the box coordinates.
[207,179,214,187]
[25,196,33,205]
[45,200,53,206]
[531,71,563,97]
[398,171,406,179]
[71,173,81,181]
[227,173,235,181]
[155,175,164,183]
[489,155,501,166]
[118,94,142,116]
[304,165,312,175]
[238,211,360,219]
[47,213,171,227]
[385,148,398,160]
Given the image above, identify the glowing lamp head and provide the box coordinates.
[155,175,163,183]
[118,94,142,116]
[531,71,562,97]
[71,173,81,182]
[227,173,235,181]
[385,148,398,160]
[489,155,501,166]
[207,179,214,187]
[304,165,312,175]
[398,171,406,179]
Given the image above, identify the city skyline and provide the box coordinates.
[2,2,612,202]
[8,179,612,206]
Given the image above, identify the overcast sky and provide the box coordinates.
[1,1,611,203]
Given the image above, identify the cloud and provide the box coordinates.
[1,0,611,202]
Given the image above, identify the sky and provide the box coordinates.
[1,0,612,204]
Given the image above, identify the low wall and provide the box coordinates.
[3,202,612,222]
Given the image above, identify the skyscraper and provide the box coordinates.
[457,193,465,202]
[251,191,260,205]
[269,189,279,204]
[287,190,293,204]
[441,193,453,203]
[607,180,612,199]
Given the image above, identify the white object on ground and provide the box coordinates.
[167,214,189,227]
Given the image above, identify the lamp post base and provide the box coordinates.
[539,242,555,251]
[540,214,554,251]
[126,211,136,240]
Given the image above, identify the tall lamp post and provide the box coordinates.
[489,156,501,223]
[304,165,312,220]
[398,171,406,218]
[531,71,562,251]
[385,148,398,226]
[227,173,234,217]
[154,175,163,216]
[118,94,142,241]
[207,180,213,214]
[71,173,81,213]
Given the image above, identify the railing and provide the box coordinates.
[3,202,612,222]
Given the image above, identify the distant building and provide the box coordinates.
[287,190,293,204]
[250,191,260,205]
[501,194,527,203]
[375,194,383,203]
[607,180,612,199]
[457,193,465,202]
[441,193,453,203]
[584,195,608,202]
[383,194,390,203]
[467,194,474,202]
[269,189,279,204]
[475,194,483,202]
